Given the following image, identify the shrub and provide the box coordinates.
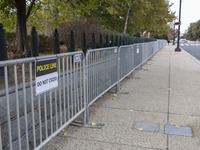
[59,18,104,51]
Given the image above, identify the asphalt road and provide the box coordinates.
[179,42,200,60]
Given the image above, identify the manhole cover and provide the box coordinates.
[164,124,193,137]
[133,122,159,132]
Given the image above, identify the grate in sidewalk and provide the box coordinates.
[133,121,159,132]
[164,124,193,137]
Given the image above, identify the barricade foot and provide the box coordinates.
[71,121,104,129]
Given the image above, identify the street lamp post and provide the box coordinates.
[175,0,182,51]
[173,23,175,45]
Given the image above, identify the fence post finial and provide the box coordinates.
[0,23,9,76]
[70,30,75,52]
[106,34,109,47]
[54,29,60,54]
[92,32,96,49]
[31,27,39,57]
[82,32,87,54]
[99,33,103,48]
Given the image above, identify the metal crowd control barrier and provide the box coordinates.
[118,45,134,81]
[0,40,166,150]
[0,51,85,150]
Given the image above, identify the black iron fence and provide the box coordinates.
[0,23,157,75]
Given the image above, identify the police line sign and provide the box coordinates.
[35,58,58,95]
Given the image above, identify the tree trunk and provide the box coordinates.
[15,0,31,58]
[124,4,132,34]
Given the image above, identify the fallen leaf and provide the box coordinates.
[168,88,171,91]
[91,122,96,126]
[129,110,133,112]
[112,94,119,97]
[174,124,179,128]
[138,128,143,131]
[63,132,67,136]
[129,117,132,120]
[112,97,116,100]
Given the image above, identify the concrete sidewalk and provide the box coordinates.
[42,45,200,150]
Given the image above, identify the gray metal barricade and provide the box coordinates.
[141,43,149,63]
[86,47,118,107]
[134,44,142,69]
[119,45,134,81]
[0,40,167,150]
[0,51,85,150]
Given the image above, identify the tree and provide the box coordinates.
[0,0,37,57]
[186,20,200,41]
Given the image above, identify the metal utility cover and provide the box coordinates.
[164,124,193,137]
[133,122,159,132]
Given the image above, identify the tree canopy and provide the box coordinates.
[186,20,200,41]
[0,0,175,56]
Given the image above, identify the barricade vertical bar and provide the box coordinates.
[30,63,36,149]
[0,126,2,150]
[66,57,70,120]
[97,51,100,95]
[14,65,22,150]
[58,58,62,126]
[4,66,12,150]
[116,48,120,92]
[73,55,77,114]
[70,56,73,117]
[22,63,30,150]
[91,52,93,100]
[94,52,96,97]
[54,89,58,130]
[95,51,97,97]
[93,52,95,99]
[76,60,79,112]
[83,54,88,125]
[38,94,42,144]
[50,90,53,134]
[88,54,91,104]
[76,61,79,112]
[44,93,48,138]
[62,58,66,122]
[99,51,102,93]
[80,59,83,109]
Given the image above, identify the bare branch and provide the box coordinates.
[26,0,36,20]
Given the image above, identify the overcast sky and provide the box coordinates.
[169,0,200,33]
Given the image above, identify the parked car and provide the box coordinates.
[180,39,187,43]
